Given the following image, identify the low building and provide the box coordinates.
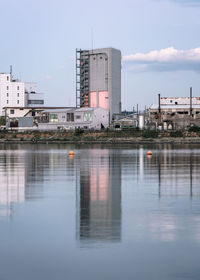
[150,97,200,130]
[38,107,109,130]
[6,107,109,130]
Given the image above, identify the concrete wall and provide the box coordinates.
[87,48,121,121]
[161,97,200,105]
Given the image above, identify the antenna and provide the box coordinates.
[91,27,94,52]
[10,65,12,75]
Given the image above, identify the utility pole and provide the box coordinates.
[158,93,161,126]
[190,87,193,127]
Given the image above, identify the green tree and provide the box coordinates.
[0,116,6,126]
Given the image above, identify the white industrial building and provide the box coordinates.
[0,72,44,116]
[6,107,109,130]
[38,107,109,130]
[76,48,121,122]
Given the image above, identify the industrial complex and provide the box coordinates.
[0,47,200,131]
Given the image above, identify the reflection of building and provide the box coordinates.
[0,151,25,217]
[135,145,200,198]
[76,149,121,245]
[0,146,49,218]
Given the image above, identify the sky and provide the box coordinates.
[0,0,200,110]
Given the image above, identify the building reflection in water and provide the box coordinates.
[0,150,25,217]
[76,149,121,245]
[0,145,49,218]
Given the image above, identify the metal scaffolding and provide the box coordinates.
[76,49,90,107]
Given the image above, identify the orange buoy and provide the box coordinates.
[69,150,74,156]
[147,150,152,156]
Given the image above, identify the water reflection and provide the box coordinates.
[0,145,47,218]
[0,150,25,217]
[76,149,121,245]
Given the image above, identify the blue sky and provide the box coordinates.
[0,0,200,110]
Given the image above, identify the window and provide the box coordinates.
[170,100,172,103]
[7,100,9,104]
[10,109,15,114]
[175,102,178,105]
[17,100,19,104]
[7,86,9,90]
[7,93,9,97]
[7,76,9,81]
[75,115,81,120]
[17,93,19,97]
[17,86,19,90]
[67,113,74,122]
[28,100,44,105]
[83,112,92,122]
[50,114,58,122]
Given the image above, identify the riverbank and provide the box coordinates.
[1,129,200,144]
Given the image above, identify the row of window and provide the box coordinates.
[6,93,20,97]
[6,86,20,90]
[50,113,92,123]
[7,100,20,104]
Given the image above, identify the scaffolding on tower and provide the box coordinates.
[76,49,90,107]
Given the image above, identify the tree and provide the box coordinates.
[0,116,6,126]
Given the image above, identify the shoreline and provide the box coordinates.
[1,137,200,144]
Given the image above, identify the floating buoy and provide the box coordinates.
[147,150,152,156]
[69,150,74,156]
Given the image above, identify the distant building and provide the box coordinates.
[76,48,121,122]
[0,72,44,116]
[6,107,109,130]
[150,96,200,129]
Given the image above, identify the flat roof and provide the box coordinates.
[150,104,200,110]
[3,106,75,110]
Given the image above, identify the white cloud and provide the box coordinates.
[123,47,200,72]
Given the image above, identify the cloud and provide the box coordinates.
[171,0,200,6]
[158,0,200,6]
[123,47,200,72]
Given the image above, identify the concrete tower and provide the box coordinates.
[76,48,121,122]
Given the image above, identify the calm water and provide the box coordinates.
[0,143,200,280]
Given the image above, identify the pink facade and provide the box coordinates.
[90,91,97,108]
[90,91,109,110]
[99,91,109,110]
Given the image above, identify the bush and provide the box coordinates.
[0,116,6,126]
[170,131,183,137]
[32,134,40,142]
[188,125,200,132]
[74,128,84,136]
[142,130,158,138]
